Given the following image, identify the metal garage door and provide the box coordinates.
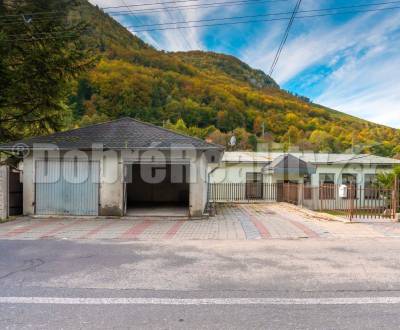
[35,160,99,216]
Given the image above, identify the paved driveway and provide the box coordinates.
[0,203,399,241]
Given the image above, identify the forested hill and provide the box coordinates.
[47,1,400,156]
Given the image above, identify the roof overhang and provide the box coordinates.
[263,154,316,176]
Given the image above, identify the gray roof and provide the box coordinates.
[0,117,224,151]
[264,154,316,175]
[222,152,400,165]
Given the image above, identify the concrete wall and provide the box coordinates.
[96,150,123,216]
[0,166,8,220]
[23,155,34,215]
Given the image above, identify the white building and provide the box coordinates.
[210,151,400,187]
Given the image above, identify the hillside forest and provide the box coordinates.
[1,0,400,157]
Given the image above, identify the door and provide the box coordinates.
[277,181,299,204]
[245,172,263,199]
[35,160,100,216]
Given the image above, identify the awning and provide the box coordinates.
[263,154,316,176]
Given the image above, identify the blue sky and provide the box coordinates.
[91,0,400,128]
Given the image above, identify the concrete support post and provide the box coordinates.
[0,165,9,220]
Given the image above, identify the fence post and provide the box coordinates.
[298,183,303,207]
[349,186,354,222]
[393,175,399,221]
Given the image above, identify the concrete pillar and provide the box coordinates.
[189,153,208,218]
[22,155,34,215]
[0,166,9,220]
[99,151,124,216]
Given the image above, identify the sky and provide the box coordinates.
[89,0,400,128]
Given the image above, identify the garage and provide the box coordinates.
[35,160,100,216]
[0,118,223,218]
[124,163,190,217]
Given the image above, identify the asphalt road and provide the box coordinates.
[2,238,400,329]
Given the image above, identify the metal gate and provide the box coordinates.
[277,183,299,205]
[35,160,100,216]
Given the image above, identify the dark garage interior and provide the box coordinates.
[125,163,189,216]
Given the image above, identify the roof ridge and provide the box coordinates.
[17,117,130,142]
[124,117,224,149]
[0,116,225,150]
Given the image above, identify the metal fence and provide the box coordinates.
[301,184,397,220]
[209,181,400,221]
[209,183,278,203]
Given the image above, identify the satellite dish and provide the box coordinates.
[229,135,236,146]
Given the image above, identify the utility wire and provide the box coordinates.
[5,4,400,41]
[269,0,301,76]
[106,0,289,15]
[101,0,255,10]
[129,5,400,32]
[119,0,146,27]
[0,0,288,19]
[0,0,283,25]
[4,0,400,26]
[121,1,400,29]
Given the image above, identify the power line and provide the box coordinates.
[269,0,301,76]
[128,5,400,32]
[5,4,400,41]
[121,1,400,29]
[106,0,289,15]
[101,0,220,10]
[4,0,400,26]
[119,0,145,26]
[0,0,288,20]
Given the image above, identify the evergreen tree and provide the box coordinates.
[0,0,96,141]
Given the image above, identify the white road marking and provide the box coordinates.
[0,297,400,305]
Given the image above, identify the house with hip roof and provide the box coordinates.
[0,118,224,218]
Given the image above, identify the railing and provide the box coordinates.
[209,182,399,220]
[209,183,278,202]
[301,184,394,220]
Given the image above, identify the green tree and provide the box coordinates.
[376,166,400,189]
[0,0,96,141]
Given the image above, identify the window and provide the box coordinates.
[342,173,357,185]
[319,173,335,200]
[342,174,357,198]
[319,173,335,185]
[246,172,263,199]
[364,174,378,199]
[246,172,262,183]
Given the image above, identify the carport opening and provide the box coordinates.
[125,163,189,217]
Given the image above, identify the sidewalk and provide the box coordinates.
[0,204,399,241]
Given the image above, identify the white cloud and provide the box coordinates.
[241,8,400,127]
[89,0,400,127]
